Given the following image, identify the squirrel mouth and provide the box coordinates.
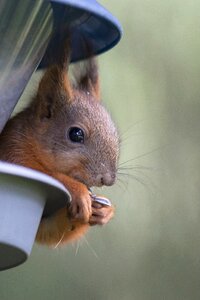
[71,174,91,189]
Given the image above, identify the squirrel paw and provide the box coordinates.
[89,201,115,226]
[68,189,92,223]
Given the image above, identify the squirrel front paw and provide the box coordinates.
[51,173,92,223]
[89,202,115,226]
[68,188,92,223]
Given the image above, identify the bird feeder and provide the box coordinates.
[0,0,122,270]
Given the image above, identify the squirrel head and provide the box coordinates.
[32,45,119,188]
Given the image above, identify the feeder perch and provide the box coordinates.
[0,0,122,270]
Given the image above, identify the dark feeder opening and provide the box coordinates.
[0,0,122,271]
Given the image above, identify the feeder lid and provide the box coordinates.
[39,0,122,67]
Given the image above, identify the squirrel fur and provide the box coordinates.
[0,40,119,247]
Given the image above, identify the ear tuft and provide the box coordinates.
[74,37,100,101]
[38,64,73,100]
[35,37,74,120]
[77,57,100,101]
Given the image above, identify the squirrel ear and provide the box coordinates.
[78,57,100,101]
[36,65,73,119]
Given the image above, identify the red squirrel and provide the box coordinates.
[0,40,119,247]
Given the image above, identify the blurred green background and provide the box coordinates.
[1,0,200,299]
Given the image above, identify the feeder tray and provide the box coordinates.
[0,162,70,271]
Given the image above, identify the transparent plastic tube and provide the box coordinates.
[0,0,53,132]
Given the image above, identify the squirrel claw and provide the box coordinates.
[68,193,92,223]
[89,203,114,226]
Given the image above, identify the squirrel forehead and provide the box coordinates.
[67,95,118,139]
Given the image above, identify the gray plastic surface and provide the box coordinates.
[0,162,70,271]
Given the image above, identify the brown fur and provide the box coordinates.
[0,41,119,247]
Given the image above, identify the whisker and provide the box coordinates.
[119,133,145,146]
[118,172,149,188]
[83,236,99,259]
[54,229,66,249]
[119,145,165,167]
[75,240,80,256]
[118,165,155,171]
[119,119,147,139]
[116,177,128,192]
[117,168,157,193]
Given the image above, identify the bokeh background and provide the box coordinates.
[1,0,200,299]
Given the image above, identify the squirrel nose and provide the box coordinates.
[97,173,116,186]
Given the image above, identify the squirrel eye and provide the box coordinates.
[68,127,84,143]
